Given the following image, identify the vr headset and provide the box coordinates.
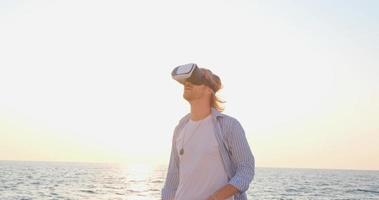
[171,63,207,85]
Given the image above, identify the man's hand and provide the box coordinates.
[207,194,220,200]
[206,184,239,200]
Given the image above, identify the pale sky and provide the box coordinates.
[0,0,378,170]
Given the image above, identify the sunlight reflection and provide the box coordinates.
[120,163,157,198]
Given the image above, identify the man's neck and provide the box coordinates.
[190,101,211,121]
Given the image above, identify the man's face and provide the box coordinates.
[183,80,211,102]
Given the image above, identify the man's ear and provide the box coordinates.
[207,87,213,95]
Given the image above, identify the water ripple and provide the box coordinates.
[0,161,378,199]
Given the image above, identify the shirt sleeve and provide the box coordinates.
[227,118,255,195]
[161,126,180,200]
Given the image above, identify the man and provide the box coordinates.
[161,63,255,200]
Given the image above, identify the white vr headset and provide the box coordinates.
[171,63,205,85]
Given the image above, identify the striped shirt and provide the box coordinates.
[161,108,255,200]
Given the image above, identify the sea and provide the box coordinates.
[0,161,378,200]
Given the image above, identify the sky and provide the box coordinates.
[0,0,378,170]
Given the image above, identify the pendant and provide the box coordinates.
[180,148,184,155]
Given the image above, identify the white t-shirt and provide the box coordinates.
[174,114,234,200]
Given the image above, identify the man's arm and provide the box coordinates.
[225,118,255,197]
[161,128,180,200]
[208,118,255,200]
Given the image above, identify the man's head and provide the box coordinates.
[172,63,224,112]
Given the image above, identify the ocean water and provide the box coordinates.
[0,161,378,200]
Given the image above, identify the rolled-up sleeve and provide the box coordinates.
[161,128,180,200]
[227,118,255,194]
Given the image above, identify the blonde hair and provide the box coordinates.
[200,68,225,112]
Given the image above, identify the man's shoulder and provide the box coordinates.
[178,113,191,124]
[172,113,191,137]
[217,112,240,125]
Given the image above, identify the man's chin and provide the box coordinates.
[183,93,192,101]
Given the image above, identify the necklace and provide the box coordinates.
[180,120,203,155]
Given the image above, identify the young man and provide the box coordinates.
[162,63,255,200]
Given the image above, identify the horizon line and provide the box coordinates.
[1,159,378,172]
